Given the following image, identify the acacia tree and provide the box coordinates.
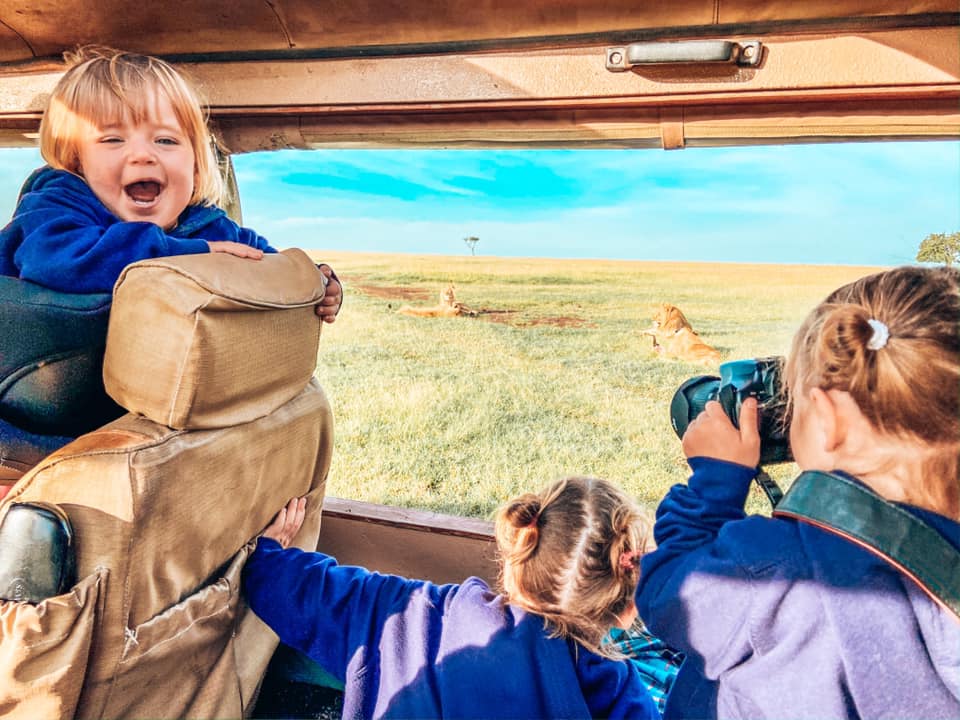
[463,236,480,256]
[916,231,960,266]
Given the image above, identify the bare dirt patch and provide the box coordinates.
[350,282,430,302]
[523,316,596,328]
[349,281,592,328]
[484,312,592,328]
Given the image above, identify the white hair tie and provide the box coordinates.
[866,318,889,351]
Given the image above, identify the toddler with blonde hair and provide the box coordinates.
[244,477,660,719]
[0,46,341,318]
[0,47,342,499]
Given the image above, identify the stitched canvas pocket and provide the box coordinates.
[0,568,107,720]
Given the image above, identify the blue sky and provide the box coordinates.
[1,141,957,266]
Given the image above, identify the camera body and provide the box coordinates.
[670,356,791,464]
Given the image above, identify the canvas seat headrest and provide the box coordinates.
[103,248,326,430]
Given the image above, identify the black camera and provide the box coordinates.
[670,356,791,465]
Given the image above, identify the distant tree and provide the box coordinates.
[463,236,479,256]
[916,231,960,267]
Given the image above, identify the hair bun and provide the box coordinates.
[498,494,543,564]
[512,498,542,529]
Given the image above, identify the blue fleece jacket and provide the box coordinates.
[636,457,960,719]
[243,538,660,720]
[0,166,274,293]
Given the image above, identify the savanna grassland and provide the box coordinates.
[309,251,883,520]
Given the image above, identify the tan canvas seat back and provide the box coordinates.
[0,249,333,719]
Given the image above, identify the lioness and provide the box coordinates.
[398,283,475,317]
[643,303,721,366]
[647,302,694,335]
[653,326,721,366]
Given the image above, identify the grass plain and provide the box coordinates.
[309,251,883,520]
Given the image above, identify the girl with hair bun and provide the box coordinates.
[243,477,660,719]
[636,265,960,719]
[496,476,647,655]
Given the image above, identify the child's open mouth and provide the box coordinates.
[125,181,162,206]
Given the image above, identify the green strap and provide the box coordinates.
[774,470,960,620]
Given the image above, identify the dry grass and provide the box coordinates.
[309,251,883,519]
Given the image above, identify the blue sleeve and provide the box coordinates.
[575,648,660,720]
[10,189,209,293]
[242,538,433,683]
[635,457,761,679]
[235,224,276,253]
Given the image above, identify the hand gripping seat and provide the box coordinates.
[0,249,334,719]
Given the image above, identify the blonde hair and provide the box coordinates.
[39,46,223,206]
[495,476,649,657]
[786,265,960,513]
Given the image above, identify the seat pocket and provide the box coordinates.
[103,541,254,719]
[0,568,107,720]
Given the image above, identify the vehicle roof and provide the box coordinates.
[0,1,956,151]
[0,1,953,61]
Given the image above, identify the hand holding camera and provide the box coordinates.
[671,356,791,465]
[671,357,791,506]
[682,397,761,468]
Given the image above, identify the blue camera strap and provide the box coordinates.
[773,470,960,622]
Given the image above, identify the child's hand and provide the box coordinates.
[263,497,306,548]
[314,264,342,324]
[682,397,761,468]
[208,241,265,260]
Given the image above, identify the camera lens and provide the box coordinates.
[669,374,720,439]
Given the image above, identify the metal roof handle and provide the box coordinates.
[606,40,762,71]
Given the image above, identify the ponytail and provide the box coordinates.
[787,266,960,512]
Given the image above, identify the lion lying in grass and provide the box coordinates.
[647,303,693,335]
[398,283,477,317]
[643,302,721,366]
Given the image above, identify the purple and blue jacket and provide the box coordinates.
[636,457,960,719]
[244,537,661,720]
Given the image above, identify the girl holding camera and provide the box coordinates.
[636,265,960,718]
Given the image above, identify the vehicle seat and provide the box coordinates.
[0,249,333,719]
[0,277,123,486]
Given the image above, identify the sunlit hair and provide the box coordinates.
[39,46,223,206]
[786,265,960,514]
[495,476,649,657]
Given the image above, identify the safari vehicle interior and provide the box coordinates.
[0,1,957,717]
